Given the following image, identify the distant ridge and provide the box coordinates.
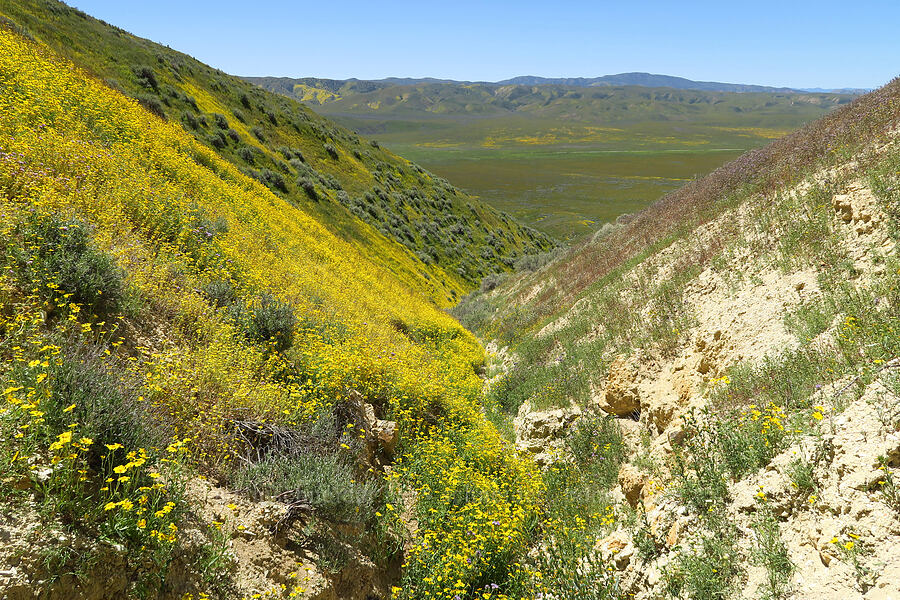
[495,72,797,93]
[247,72,865,95]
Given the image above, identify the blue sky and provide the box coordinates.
[71,1,898,89]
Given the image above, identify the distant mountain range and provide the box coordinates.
[245,72,867,96]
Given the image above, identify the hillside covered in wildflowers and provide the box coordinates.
[0,20,545,600]
[2,1,900,600]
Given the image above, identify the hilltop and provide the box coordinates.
[0,1,554,306]
[247,72,859,100]
[248,75,849,119]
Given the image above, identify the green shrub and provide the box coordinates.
[479,272,507,292]
[259,168,287,193]
[298,177,318,200]
[786,455,817,498]
[10,213,124,316]
[451,292,495,333]
[322,174,342,190]
[131,65,158,91]
[180,112,200,130]
[212,113,228,129]
[633,509,663,563]
[232,452,379,524]
[540,416,624,537]
[237,146,255,165]
[665,524,742,600]
[202,278,237,308]
[532,526,619,600]
[751,500,794,600]
[136,95,165,119]
[324,143,338,159]
[41,343,157,464]
[251,126,266,143]
[233,293,297,352]
[208,131,227,149]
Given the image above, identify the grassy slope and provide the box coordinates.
[250,77,852,239]
[448,76,900,596]
[0,20,544,600]
[457,76,900,411]
[0,1,554,305]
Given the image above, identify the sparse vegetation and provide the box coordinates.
[751,498,794,600]
[665,515,742,600]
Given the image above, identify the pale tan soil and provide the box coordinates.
[512,135,900,598]
[0,475,388,600]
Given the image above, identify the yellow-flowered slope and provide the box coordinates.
[0,28,542,599]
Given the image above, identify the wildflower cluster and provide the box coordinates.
[0,292,185,594]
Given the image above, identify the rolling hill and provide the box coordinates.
[247,72,861,100]
[247,75,850,118]
[0,1,554,306]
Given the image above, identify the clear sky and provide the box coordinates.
[70,0,898,89]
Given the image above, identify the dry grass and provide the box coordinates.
[493,77,900,334]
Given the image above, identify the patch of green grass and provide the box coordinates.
[751,499,794,600]
[665,513,743,600]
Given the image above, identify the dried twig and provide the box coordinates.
[833,357,900,399]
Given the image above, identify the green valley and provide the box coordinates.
[249,77,854,238]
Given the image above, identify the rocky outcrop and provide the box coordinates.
[596,355,642,416]
[608,378,900,600]
[618,464,650,508]
[347,389,399,468]
[513,401,581,466]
